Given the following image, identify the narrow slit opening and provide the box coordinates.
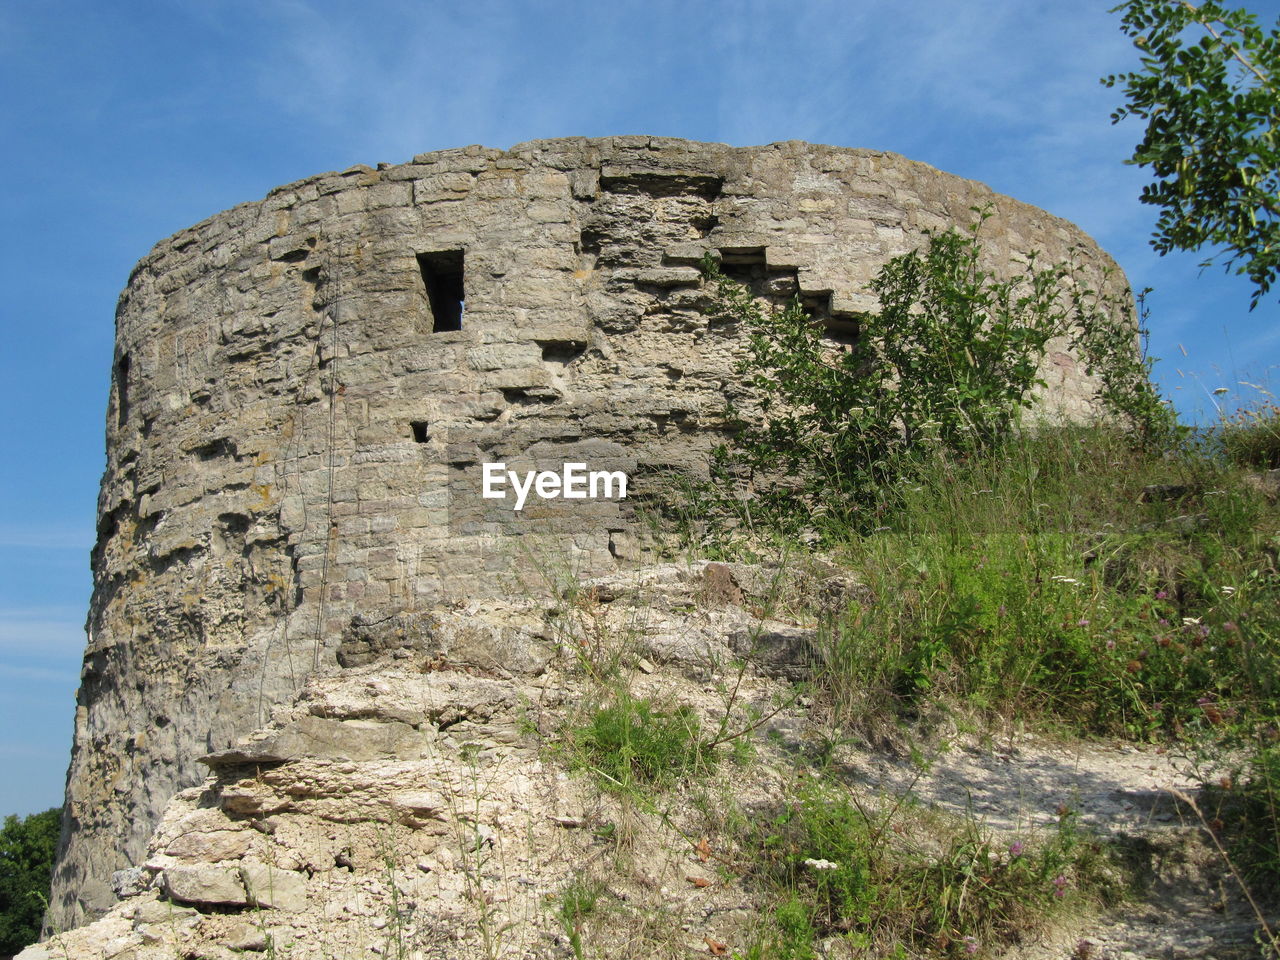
[410,421,430,443]
[115,354,130,428]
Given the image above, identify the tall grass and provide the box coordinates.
[1216,400,1280,470]
[736,778,1123,958]
[685,414,1280,950]
[697,414,1280,937]
[798,426,1279,744]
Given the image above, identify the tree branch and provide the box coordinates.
[1181,0,1277,91]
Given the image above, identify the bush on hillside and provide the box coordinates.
[0,807,60,954]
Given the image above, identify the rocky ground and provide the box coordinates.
[24,561,1276,960]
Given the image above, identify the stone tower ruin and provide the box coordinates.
[49,137,1124,930]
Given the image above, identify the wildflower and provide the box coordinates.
[1155,590,1169,600]
[1053,874,1068,897]
[803,858,839,871]
[1077,617,1090,627]
[1198,698,1225,725]
[963,936,979,955]
[1008,840,1024,858]
[1105,639,1116,651]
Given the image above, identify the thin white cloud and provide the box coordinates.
[0,662,79,685]
[0,742,71,759]
[243,0,518,165]
[0,608,85,654]
[1240,323,1280,355]
[0,525,92,550]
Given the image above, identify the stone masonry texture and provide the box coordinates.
[48,137,1128,931]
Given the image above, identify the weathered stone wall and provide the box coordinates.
[49,137,1126,930]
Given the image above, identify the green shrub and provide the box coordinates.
[0,807,60,954]
[570,692,709,792]
[555,877,605,960]
[1199,735,1280,903]
[771,895,818,960]
[741,779,1120,957]
[760,783,875,928]
[1233,740,1280,891]
[731,895,817,960]
[703,209,1172,539]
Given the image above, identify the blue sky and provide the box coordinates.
[1,0,1277,816]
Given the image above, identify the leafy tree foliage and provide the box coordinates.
[0,808,60,955]
[1104,0,1280,307]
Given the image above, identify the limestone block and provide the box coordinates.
[110,866,149,899]
[159,865,247,906]
[201,716,425,767]
[163,829,252,862]
[133,898,199,924]
[238,863,309,912]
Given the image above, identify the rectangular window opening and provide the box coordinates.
[417,250,464,332]
[410,421,430,443]
[717,246,766,286]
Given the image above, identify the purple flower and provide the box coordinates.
[1008,840,1024,858]
[1077,617,1090,627]
[1155,590,1169,600]
[1053,874,1068,897]
[1105,639,1116,651]
[963,937,979,955]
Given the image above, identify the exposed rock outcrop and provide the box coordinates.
[32,563,1261,959]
